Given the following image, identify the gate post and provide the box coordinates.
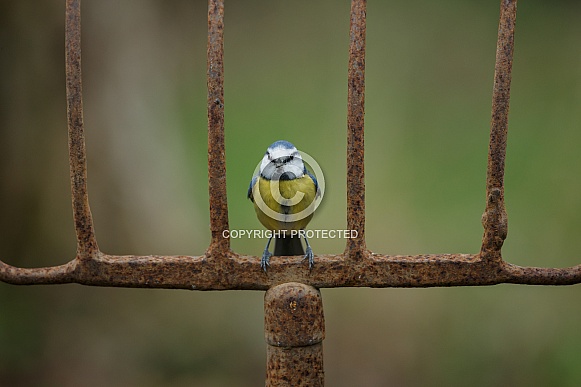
[264,282,325,386]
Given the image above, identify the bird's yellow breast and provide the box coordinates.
[253,175,317,231]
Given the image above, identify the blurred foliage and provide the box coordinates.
[1,0,581,386]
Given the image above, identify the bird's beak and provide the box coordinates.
[273,156,291,168]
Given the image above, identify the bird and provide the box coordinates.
[248,140,320,271]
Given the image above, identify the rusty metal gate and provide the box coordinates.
[2,0,580,385]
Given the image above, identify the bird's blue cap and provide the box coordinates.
[267,140,296,151]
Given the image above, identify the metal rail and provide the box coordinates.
[1,0,579,289]
[1,0,580,384]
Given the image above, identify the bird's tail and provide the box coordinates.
[274,235,304,256]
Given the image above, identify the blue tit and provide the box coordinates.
[248,140,319,271]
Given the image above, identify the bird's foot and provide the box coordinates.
[261,249,272,272]
[302,246,315,269]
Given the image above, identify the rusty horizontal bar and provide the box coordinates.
[0,260,78,285]
[3,252,581,289]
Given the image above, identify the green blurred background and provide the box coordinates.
[1,0,581,386]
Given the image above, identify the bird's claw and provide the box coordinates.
[261,250,272,272]
[302,246,315,269]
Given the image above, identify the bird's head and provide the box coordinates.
[259,140,305,180]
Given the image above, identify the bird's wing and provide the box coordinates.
[306,171,319,196]
[247,175,258,202]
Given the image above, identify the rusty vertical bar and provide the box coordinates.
[481,0,517,261]
[265,283,325,386]
[65,0,99,260]
[346,0,367,259]
[207,0,230,254]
